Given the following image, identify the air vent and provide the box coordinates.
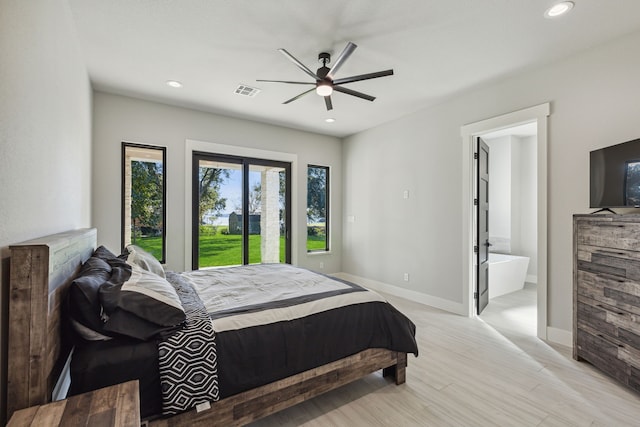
[234,84,261,97]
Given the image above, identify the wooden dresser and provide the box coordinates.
[573,214,640,392]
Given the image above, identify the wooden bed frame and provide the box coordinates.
[7,228,408,425]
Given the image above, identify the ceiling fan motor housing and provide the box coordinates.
[317,52,331,79]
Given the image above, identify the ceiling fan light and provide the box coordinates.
[316,84,333,97]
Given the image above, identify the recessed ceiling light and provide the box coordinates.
[545,1,574,18]
[325,118,336,123]
[166,80,183,88]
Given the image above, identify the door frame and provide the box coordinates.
[185,139,298,270]
[460,103,549,339]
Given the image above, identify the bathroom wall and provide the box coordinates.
[486,134,538,282]
[485,136,512,253]
[515,135,538,282]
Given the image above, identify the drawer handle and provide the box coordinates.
[594,304,626,316]
[618,344,625,348]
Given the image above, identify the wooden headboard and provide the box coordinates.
[6,228,96,418]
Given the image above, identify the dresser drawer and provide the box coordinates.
[577,246,640,280]
[578,297,638,334]
[576,299,618,338]
[576,220,640,252]
[576,328,631,384]
[576,270,640,316]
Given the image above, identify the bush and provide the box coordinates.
[307,226,325,237]
[200,225,218,236]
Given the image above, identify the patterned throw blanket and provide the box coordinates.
[158,272,220,415]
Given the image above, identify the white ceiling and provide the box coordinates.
[68,0,640,138]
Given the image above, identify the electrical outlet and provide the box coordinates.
[319,262,324,269]
[403,272,409,281]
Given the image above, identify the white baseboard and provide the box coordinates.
[546,326,573,347]
[525,274,538,284]
[333,272,467,316]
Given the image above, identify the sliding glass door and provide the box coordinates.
[192,152,291,269]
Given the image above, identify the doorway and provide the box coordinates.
[460,103,549,339]
[478,124,538,335]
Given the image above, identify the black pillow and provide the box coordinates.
[100,262,185,340]
[93,245,119,262]
[67,256,113,341]
[103,309,182,341]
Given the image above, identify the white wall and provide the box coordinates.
[92,92,342,273]
[517,135,538,281]
[343,29,640,333]
[486,136,512,253]
[485,134,537,273]
[0,0,92,421]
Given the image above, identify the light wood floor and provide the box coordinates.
[251,286,640,426]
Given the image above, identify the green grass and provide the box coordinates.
[198,231,283,266]
[306,235,327,252]
[137,226,327,267]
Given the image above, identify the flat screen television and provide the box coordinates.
[590,138,640,209]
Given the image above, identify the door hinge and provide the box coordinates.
[474,292,478,299]
[473,198,478,206]
[473,152,479,160]
[474,245,479,253]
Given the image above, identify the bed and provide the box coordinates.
[7,228,418,425]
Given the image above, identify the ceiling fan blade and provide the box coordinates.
[283,88,315,104]
[324,95,333,111]
[333,69,394,85]
[256,79,314,85]
[327,42,357,80]
[333,86,376,102]
[278,48,320,81]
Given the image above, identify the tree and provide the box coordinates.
[307,167,327,223]
[248,181,261,214]
[199,167,229,225]
[131,160,163,240]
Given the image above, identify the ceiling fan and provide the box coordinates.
[257,42,393,111]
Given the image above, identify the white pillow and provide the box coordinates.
[123,244,165,278]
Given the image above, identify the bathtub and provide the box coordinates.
[488,253,530,299]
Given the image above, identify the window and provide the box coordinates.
[307,165,329,252]
[192,152,291,269]
[122,142,166,262]
[625,160,640,205]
